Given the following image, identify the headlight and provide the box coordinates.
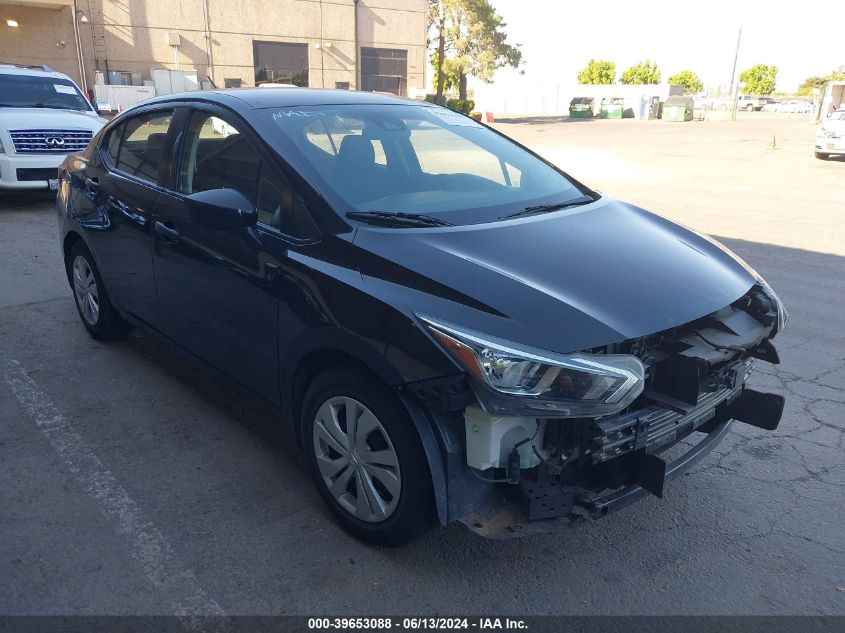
[419,316,645,417]
[757,277,788,335]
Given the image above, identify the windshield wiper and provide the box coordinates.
[32,103,86,111]
[502,195,597,220]
[0,103,84,111]
[346,211,454,227]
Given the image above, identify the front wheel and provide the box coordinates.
[301,368,434,546]
[67,242,131,340]
[746,104,754,112]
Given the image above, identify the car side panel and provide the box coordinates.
[62,150,161,326]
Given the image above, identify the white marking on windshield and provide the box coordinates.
[272,109,326,120]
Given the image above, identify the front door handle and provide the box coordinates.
[154,221,180,244]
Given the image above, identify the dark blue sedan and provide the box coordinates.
[57,89,787,545]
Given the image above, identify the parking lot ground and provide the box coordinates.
[1,113,843,616]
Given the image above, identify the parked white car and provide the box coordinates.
[775,100,812,114]
[0,65,106,190]
[815,109,845,159]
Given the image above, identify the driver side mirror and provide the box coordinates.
[186,188,258,230]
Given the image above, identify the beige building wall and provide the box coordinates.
[0,3,82,84]
[2,0,427,94]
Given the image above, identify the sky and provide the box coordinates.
[482,0,844,93]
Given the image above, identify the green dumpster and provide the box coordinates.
[662,95,694,122]
[599,97,624,119]
[569,97,594,118]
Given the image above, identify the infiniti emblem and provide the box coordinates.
[45,137,65,148]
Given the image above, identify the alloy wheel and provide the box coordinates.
[312,396,402,523]
[72,255,100,326]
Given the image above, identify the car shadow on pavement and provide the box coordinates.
[120,330,302,460]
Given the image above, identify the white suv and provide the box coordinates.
[0,65,106,191]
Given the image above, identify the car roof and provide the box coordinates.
[139,88,431,111]
[0,64,70,80]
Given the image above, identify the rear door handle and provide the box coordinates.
[154,221,180,244]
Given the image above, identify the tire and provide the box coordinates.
[746,104,754,112]
[815,151,829,160]
[67,241,132,340]
[301,367,434,546]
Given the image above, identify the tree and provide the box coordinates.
[430,51,460,92]
[620,60,661,84]
[428,0,522,101]
[577,59,616,84]
[667,69,703,94]
[739,64,777,95]
[797,68,845,96]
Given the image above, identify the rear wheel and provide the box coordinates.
[301,367,434,546]
[815,151,829,160]
[67,242,131,340]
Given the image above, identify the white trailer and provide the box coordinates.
[819,81,845,121]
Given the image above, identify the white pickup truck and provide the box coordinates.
[737,95,774,112]
[0,64,106,191]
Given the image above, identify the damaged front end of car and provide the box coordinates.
[411,280,787,538]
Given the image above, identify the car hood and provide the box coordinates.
[0,107,106,130]
[352,198,758,354]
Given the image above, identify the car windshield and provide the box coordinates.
[831,111,845,121]
[0,74,91,111]
[263,104,592,225]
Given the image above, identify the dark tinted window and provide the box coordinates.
[177,112,259,208]
[253,41,309,87]
[257,162,318,239]
[114,111,174,185]
[361,48,407,96]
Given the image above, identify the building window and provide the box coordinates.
[253,41,309,87]
[335,81,350,90]
[360,48,407,96]
[224,78,242,88]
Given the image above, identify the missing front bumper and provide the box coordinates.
[459,387,784,539]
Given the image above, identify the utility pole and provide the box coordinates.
[71,1,87,95]
[729,27,742,121]
[728,27,741,95]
